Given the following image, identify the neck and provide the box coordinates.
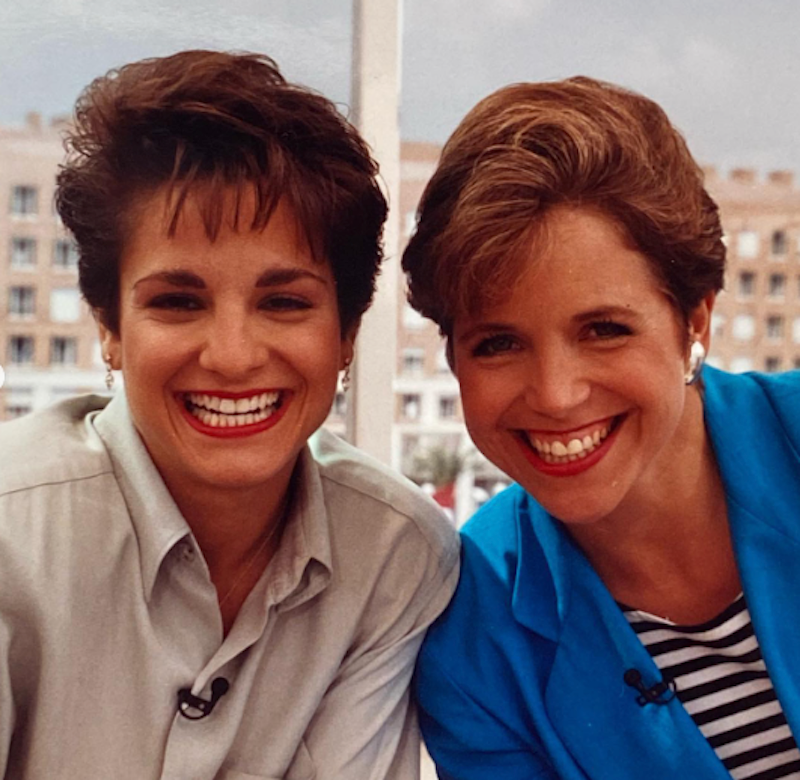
[567,390,739,623]
[166,468,294,573]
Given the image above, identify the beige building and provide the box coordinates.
[0,113,106,419]
[705,167,800,373]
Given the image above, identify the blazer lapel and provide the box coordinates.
[539,534,730,779]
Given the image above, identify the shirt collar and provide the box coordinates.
[91,392,334,607]
[92,392,192,602]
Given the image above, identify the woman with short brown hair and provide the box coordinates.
[406,77,800,779]
[0,50,458,780]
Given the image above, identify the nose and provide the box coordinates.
[523,346,590,418]
[198,311,269,379]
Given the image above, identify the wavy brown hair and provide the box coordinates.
[56,50,386,334]
[402,77,725,337]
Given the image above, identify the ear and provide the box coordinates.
[340,323,357,370]
[97,319,122,369]
[687,291,716,352]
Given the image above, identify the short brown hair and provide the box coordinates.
[402,77,725,336]
[56,50,387,333]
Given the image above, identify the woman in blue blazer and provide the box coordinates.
[403,77,800,779]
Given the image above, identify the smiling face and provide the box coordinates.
[452,205,712,526]
[100,187,352,505]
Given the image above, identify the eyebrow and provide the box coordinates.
[572,305,637,323]
[133,267,329,290]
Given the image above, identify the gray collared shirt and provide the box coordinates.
[0,394,459,779]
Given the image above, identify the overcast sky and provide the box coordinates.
[1,0,798,177]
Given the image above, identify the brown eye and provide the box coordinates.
[472,334,517,357]
[587,320,631,339]
[148,294,204,311]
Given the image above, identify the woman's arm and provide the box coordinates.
[298,530,460,780]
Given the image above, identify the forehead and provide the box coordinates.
[458,205,667,324]
[121,185,323,275]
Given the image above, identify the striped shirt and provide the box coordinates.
[624,595,800,779]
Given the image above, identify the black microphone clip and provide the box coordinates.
[624,668,676,707]
[177,677,230,720]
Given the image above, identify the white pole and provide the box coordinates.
[347,0,402,466]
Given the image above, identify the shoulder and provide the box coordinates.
[704,366,800,447]
[310,428,458,563]
[0,395,113,497]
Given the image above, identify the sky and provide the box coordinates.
[1,0,799,177]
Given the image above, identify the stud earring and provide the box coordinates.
[684,340,706,385]
[341,358,352,393]
[104,355,115,391]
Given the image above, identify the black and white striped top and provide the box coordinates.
[624,594,800,779]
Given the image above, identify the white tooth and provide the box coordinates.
[248,396,259,411]
[208,396,221,412]
[235,398,250,413]
[245,413,254,424]
[600,425,610,440]
[200,410,211,425]
[568,454,577,461]
[593,430,601,445]
[210,413,219,426]
[551,441,568,457]
[219,414,229,427]
[265,391,279,405]
[578,450,587,458]
[582,436,593,449]
[566,438,584,455]
[542,441,551,454]
[534,437,543,452]
[219,399,236,414]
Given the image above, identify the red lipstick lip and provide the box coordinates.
[517,415,624,477]
[177,390,290,438]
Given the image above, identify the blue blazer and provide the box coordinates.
[415,368,800,779]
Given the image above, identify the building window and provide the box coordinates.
[53,239,79,269]
[766,315,784,340]
[10,237,36,269]
[737,271,755,298]
[768,273,786,298]
[732,314,755,341]
[401,348,425,374]
[772,230,788,256]
[8,336,35,365]
[50,288,81,323]
[438,395,458,419]
[771,230,788,256]
[729,356,753,373]
[765,356,782,373]
[736,230,759,259]
[8,286,36,318]
[710,313,726,338]
[50,336,78,366]
[10,185,37,216]
[401,393,421,420]
[5,405,32,419]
